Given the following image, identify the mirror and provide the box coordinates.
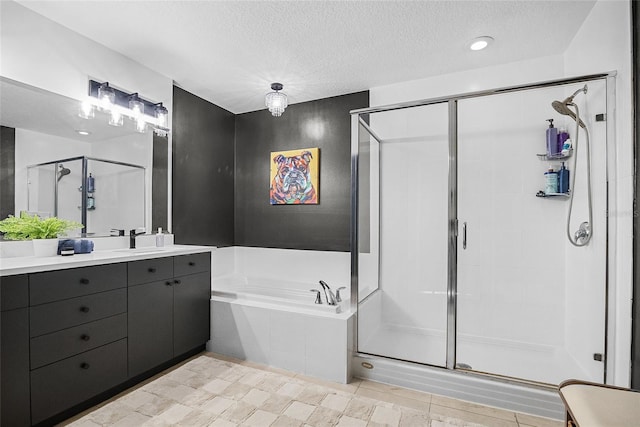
[0,76,154,236]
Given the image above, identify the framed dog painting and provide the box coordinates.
[270,147,319,205]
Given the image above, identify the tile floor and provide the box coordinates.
[60,353,564,427]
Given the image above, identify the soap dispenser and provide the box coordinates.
[156,227,164,247]
[558,162,570,194]
[546,119,558,156]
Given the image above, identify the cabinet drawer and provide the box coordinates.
[30,263,127,305]
[174,252,211,277]
[30,339,127,425]
[1,274,28,311]
[128,257,173,286]
[31,313,127,369]
[30,289,126,337]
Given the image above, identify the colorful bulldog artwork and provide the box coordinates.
[270,147,319,204]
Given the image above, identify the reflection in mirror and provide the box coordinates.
[0,76,153,237]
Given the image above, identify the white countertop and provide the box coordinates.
[0,245,216,276]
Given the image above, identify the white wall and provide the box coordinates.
[1,1,173,230]
[367,0,632,386]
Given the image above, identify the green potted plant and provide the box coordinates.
[0,212,83,256]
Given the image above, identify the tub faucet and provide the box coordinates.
[319,280,337,306]
[129,228,145,249]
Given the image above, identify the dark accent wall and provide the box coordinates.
[172,87,235,246]
[234,91,368,251]
[632,0,639,390]
[0,126,16,220]
[152,134,168,232]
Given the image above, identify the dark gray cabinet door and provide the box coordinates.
[1,307,30,427]
[173,271,210,357]
[128,280,174,377]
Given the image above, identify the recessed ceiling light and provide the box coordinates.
[76,130,91,136]
[469,36,494,51]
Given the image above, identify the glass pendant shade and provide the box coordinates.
[129,95,144,117]
[109,110,124,127]
[97,83,115,111]
[154,103,169,136]
[265,83,288,117]
[78,100,95,119]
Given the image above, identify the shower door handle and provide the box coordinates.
[462,222,467,250]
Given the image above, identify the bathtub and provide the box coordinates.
[211,275,347,315]
[208,274,354,383]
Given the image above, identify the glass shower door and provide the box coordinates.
[456,81,607,384]
[357,103,450,366]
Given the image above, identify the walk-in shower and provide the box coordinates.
[350,73,615,417]
[27,156,146,235]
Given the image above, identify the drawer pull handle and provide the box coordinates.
[80,334,91,341]
[80,306,90,313]
[80,362,90,370]
[148,267,157,273]
[174,279,181,285]
[165,281,173,286]
[79,278,90,284]
[188,262,195,266]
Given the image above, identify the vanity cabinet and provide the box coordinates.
[0,249,211,426]
[28,263,128,425]
[1,274,31,427]
[128,252,211,377]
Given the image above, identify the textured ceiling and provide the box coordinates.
[18,1,596,114]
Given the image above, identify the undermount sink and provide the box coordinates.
[115,247,168,255]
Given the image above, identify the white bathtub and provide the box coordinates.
[208,274,354,383]
[211,275,348,315]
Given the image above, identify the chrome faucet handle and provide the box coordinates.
[310,289,322,304]
[335,286,347,302]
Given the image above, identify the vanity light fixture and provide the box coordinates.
[469,36,494,51]
[80,80,171,136]
[265,83,288,117]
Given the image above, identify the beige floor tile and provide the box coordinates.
[112,411,152,427]
[200,396,236,415]
[306,406,343,427]
[242,388,272,407]
[321,393,351,413]
[118,389,158,410]
[336,415,368,426]
[221,401,257,423]
[135,394,175,417]
[179,388,216,407]
[243,409,279,426]
[153,403,193,424]
[430,404,518,427]
[260,394,296,414]
[86,401,133,425]
[355,388,430,413]
[256,375,288,393]
[175,408,219,426]
[209,419,238,427]
[359,380,432,404]
[370,405,402,426]
[204,378,234,395]
[272,415,304,427]
[296,385,330,406]
[239,371,269,387]
[431,395,516,422]
[283,401,316,421]
[277,382,305,398]
[221,382,254,400]
[398,407,431,426]
[294,373,361,394]
[343,398,375,421]
[515,412,564,427]
[65,418,101,427]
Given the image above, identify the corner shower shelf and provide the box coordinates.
[536,148,573,161]
[536,191,570,198]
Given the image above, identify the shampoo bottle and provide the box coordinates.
[546,119,558,156]
[558,162,570,194]
[557,128,569,154]
[156,227,164,247]
[87,173,95,193]
[545,167,558,194]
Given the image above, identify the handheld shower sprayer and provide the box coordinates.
[551,84,592,247]
[57,164,71,182]
[551,85,587,128]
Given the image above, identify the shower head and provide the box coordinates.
[551,85,587,129]
[57,164,71,182]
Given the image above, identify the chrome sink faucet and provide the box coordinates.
[129,228,145,249]
[319,280,337,306]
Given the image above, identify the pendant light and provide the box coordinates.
[265,83,288,117]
